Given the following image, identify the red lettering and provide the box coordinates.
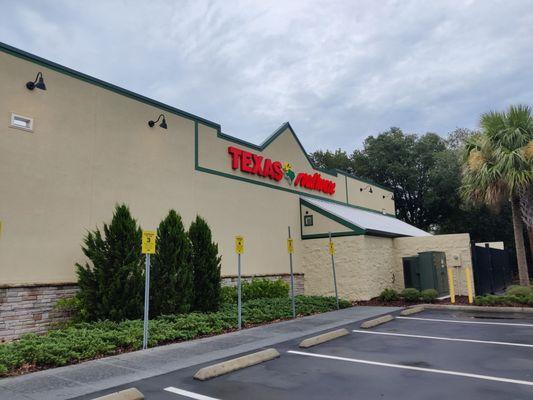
[271,161,283,181]
[294,173,303,186]
[252,154,264,175]
[241,151,253,173]
[226,146,335,194]
[262,158,273,177]
[228,146,242,170]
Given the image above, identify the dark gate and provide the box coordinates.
[471,243,514,295]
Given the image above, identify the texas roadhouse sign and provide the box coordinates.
[228,146,336,195]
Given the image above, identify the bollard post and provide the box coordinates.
[465,267,474,304]
[447,267,455,304]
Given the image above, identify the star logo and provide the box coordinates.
[282,162,295,184]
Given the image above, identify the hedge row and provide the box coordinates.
[220,278,289,303]
[378,288,439,303]
[0,296,349,376]
[474,285,533,306]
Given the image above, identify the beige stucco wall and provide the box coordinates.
[393,233,474,296]
[0,50,199,285]
[0,48,396,286]
[346,175,395,215]
[302,236,395,301]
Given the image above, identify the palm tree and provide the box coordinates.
[461,105,533,286]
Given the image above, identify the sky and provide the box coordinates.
[1,0,533,152]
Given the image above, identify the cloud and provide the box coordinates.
[1,0,532,151]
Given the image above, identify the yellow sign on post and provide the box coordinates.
[328,241,335,255]
[142,230,157,254]
[235,235,244,254]
[287,238,294,254]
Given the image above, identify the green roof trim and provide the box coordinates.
[300,198,366,235]
[301,232,360,240]
[300,198,407,239]
[1,41,392,192]
[0,41,220,129]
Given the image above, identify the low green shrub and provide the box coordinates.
[0,295,348,376]
[474,296,486,306]
[221,285,237,303]
[401,288,420,302]
[506,285,532,297]
[220,278,289,304]
[53,295,86,324]
[474,292,533,306]
[420,289,438,303]
[378,288,399,302]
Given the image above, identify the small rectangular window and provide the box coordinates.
[10,113,34,132]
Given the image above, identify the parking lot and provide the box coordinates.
[78,309,533,400]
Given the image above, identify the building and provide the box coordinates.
[0,42,474,340]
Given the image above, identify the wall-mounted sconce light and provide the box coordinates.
[360,185,373,193]
[26,72,46,91]
[148,114,167,129]
[383,194,394,200]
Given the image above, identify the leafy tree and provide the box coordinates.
[76,204,144,321]
[351,127,454,231]
[309,149,353,173]
[189,216,222,312]
[446,127,479,150]
[151,210,194,316]
[309,126,517,251]
[461,105,533,285]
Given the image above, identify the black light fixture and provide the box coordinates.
[383,194,394,200]
[360,185,373,193]
[26,72,46,91]
[148,114,167,129]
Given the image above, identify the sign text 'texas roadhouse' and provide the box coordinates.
[227,146,336,195]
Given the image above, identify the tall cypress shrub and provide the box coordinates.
[151,210,194,316]
[76,204,144,321]
[189,216,222,312]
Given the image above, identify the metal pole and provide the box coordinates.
[143,253,150,350]
[288,226,296,318]
[237,253,242,330]
[329,232,339,310]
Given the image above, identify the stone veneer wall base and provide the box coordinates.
[0,273,304,341]
[0,283,78,342]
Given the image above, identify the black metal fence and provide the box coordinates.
[471,243,515,295]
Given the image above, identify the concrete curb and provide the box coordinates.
[193,348,280,381]
[298,328,349,348]
[92,388,144,400]
[399,306,424,316]
[419,304,533,313]
[360,314,394,329]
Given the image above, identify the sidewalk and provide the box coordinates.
[0,306,398,400]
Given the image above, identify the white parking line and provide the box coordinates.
[164,386,221,400]
[287,350,533,387]
[397,316,533,327]
[352,329,533,348]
